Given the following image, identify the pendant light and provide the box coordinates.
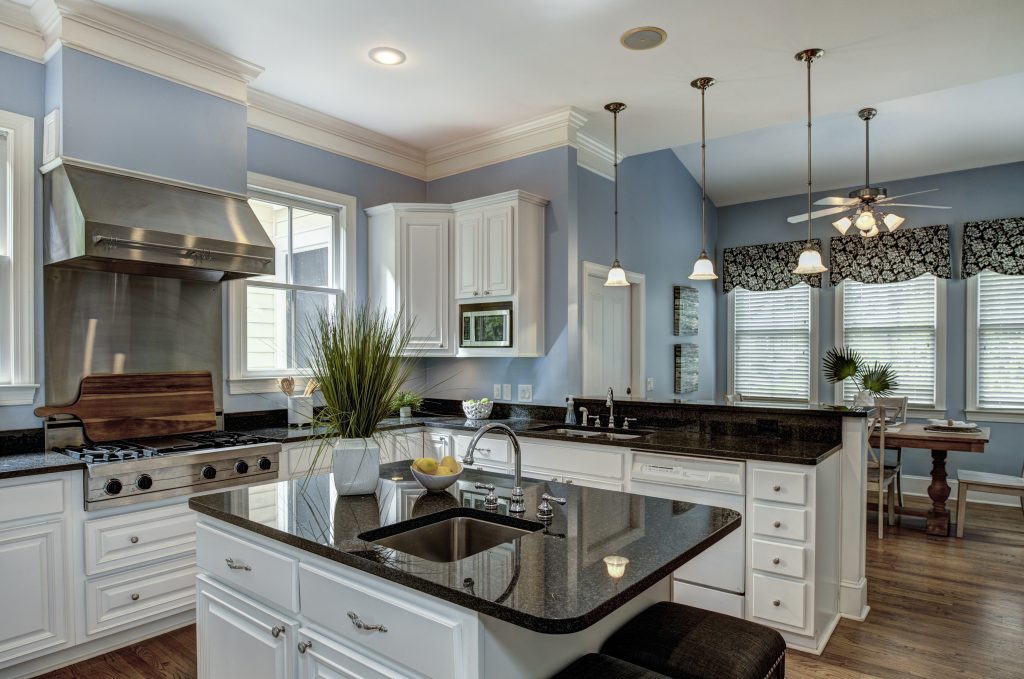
[688,77,718,281]
[792,48,828,275]
[604,102,630,287]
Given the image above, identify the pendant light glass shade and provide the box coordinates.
[794,247,828,274]
[606,260,630,286]
[792,49,827,276]
[688,77,718,281]
[689,251,717,280]
[604,102,630,287]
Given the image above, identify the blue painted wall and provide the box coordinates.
[716,161,1024,477]
[56,48,248,194]
[0,52,45,431]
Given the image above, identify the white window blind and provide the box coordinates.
[732,283,812,402]
[975,270,1024,410]
[841,275,938,406]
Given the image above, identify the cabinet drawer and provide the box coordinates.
[752,468,807,505]
[751,573,807,630]
[85,503,196,575]
[751,503,807,542]
[85,556,196,636]
[196,523,298,613]
[453,433,510,464]
[0,477,64,523]
[751,539,806,579]
[521,442,624,480]
[300,563,467,679]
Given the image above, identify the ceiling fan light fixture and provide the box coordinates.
[855,210,877,231]
[862,224,880,238]
[794,246,828,275]
[883,213,905,231]
[833,216,853,234]
[689,251,718,280]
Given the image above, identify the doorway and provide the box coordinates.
[581,261,646,398]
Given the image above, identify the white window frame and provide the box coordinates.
[228,173,356,395]
[834,277,946,418]
[0,109,37,406]
[966,273,1024,423]
[727,285,819,404]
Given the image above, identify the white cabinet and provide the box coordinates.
[454,205,513,299]
[197,575,297,679]
[454,211,483,299]
[297,627,395,679]
[367,205,453,356]
[425,430,453,461]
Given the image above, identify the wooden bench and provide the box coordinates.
[956,468,1024,538]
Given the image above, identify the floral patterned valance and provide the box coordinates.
[962,217,1024,277]
[829,224,951,286]
[722,239,823,292]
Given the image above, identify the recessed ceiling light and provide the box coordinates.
[620,26,667,50]
[368,47,406,65]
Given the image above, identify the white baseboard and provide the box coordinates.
[901,474,1022,508]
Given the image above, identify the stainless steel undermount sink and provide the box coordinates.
[360,509,544,563]
[531,424,650,441]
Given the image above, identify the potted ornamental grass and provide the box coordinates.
[392,391,423,419]
[305,304,418,495]
[823,346,900,406]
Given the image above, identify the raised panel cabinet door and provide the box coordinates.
[196,578,295,679]
[0,519,69,666]
[297,628,393,679]
[454,211,482,299]
[482,205,513,296]
[400,214,450,351]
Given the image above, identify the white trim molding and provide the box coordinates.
[0,108,38,406]
[0,0,46,62]
[575,132,621,181]
[31,0,262,104]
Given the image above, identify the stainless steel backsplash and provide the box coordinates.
[44,268,224,410]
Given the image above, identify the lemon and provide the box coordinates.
[440,455,459,469]
[412,457,438,475]
[438,463,460,476]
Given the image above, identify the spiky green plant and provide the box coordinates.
[857,362,899,396]
[823,346,901,401]
[391,391,423,413]
[823,346,863,384]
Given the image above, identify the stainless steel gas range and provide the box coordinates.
[58,431,282,510]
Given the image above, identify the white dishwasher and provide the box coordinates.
[630,451,746,618]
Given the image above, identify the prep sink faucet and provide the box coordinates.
[464,422,525,514]
[606,387,616,428]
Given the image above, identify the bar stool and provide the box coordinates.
[601,602,786,679]
[550,653,670,678]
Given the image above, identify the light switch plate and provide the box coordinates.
[502,384,512,400]
[517,384,533,402]
[493,384,502,399]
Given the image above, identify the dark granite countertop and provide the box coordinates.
[0,451,84,480]
[190,463,740,634]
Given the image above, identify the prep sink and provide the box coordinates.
[529,424,651,441]
[360,509,544,563]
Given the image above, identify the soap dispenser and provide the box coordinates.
[565,397,577,425]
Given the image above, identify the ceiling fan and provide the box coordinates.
[787,107,951,237]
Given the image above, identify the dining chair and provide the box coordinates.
[955,459,1024,538]
[873,396,909,507]
[867,405,899,539]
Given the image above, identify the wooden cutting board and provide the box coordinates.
[34,371,217,442]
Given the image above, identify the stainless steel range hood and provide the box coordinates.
[44,161,275,282]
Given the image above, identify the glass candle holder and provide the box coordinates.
[603,555,630,579]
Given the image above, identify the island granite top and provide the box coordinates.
[189,462,740,634]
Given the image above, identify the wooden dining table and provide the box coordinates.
[871,423,990,536]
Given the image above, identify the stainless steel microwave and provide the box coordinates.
[460,303,513,348]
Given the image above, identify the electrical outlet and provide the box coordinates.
[517,384,533,403]
[646,378,655,392]
[502,384,512,400]
[493,384,502,399]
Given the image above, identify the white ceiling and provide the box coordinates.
[69,0,1024,199]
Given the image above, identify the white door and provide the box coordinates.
[482,205,513,297]
[454,211,482,300]
[582,268,632,396]
[196,577,295,679]
[401,214,450,351]
[0,520,69,666]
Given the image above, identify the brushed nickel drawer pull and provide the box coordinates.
[130,593,140,601]
[772,520,782,528]
[348,611,387,633]
[772,599,781,607]
[130,536,140,544]
[772,557,781,565]
[772,484,782,492]
[297,640,312,654]
[225,557,252,571]
[271,625,285,638]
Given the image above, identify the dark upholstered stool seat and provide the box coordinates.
[601,602,786,679]
[550,653,671,679]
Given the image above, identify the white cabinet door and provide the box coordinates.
[380,431,424,463]
[425,431,452,461]
[0,519,69,666]
[196,576,296,679]
[454,211,482,300]
[482,205,513,297]
[401,214,450,351]
[297,628,395,679]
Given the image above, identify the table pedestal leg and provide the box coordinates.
[926,450,951,536]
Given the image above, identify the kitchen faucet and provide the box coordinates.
[606,387,616,428]
[463,422,525,514]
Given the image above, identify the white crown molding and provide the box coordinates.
[424,107,588,181]
[0,0,45,62]
[575,131,622,181]
[451,189,549,211]
[31,0,262,104]
[247,89,427,180]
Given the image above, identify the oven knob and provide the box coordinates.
[234,460,249,474]
[136,474,153,490]
[105,479,123,495]
[257,457,273,471]
[201,465,217,480]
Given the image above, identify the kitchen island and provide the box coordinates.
[189,462,740,678]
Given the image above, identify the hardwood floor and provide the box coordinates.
[38,498,1024,679]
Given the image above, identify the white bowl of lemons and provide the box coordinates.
[410,455,464,492]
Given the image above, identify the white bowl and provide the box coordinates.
[462,400,493,419]
[410,463,464,492]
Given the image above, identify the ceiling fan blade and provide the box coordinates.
[881,203,951,209]
[876,189,939,203]
[786,206,855,223]
[815,196,859,206]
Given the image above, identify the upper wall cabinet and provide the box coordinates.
[455,204,513,299]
